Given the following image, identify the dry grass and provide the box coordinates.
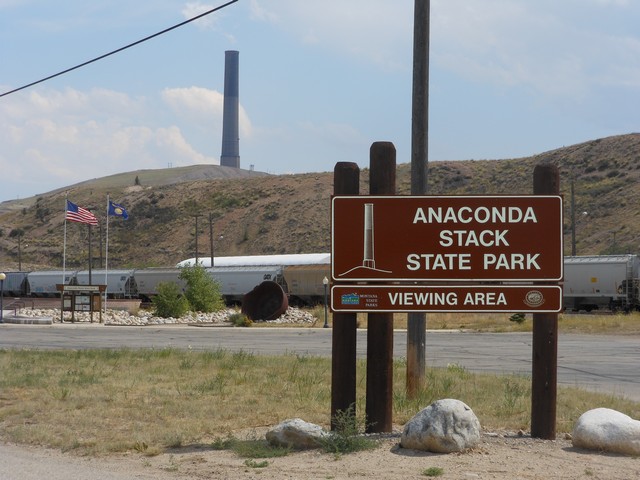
[307,307,640,335]
[1,347,638,456]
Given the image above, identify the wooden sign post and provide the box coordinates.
[330,162,359,431]
[531,164,560,439]
[331,146,563,437]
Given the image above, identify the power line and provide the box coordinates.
[0,0,238,98]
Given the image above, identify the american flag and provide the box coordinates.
[66,200,98,226]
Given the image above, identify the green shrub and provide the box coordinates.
[152,282,189,318]
[229,313,252,327]
[179,264,225,313]
[422,467,444,477]
[320,408,376,455]
[509,313,526,324]
[210,435,289,461]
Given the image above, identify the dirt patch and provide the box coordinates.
[3,431,639,480]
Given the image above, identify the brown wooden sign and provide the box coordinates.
[331,195,563,282]
[331,285,562,313]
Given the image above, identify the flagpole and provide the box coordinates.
[63,194,68,324]
[63,194,67,284]
[88,223,92,284]
[105,194,109,315]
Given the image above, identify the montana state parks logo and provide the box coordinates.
[524,290,545,308]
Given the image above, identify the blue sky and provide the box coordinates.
[1,0,639,202]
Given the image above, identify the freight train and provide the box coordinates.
[2,254,639,312]
[0,254,331,306]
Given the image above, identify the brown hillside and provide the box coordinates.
[1,133,639,271]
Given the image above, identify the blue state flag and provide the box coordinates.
[108,201,129,220]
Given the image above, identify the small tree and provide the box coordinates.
[179,264,225,313]
[9,228,24,240]
[152,282,189,318]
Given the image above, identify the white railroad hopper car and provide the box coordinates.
[283,264,331,304]
[26,270,77,296]
[2,272,29,296]
[177,253,331,268]
[76,270,137,298]
[133,268,185,301]
[563,255,640,311]
[208,265,284,302]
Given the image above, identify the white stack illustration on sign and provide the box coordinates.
[339,203,392,277]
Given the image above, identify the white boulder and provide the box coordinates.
[266,418,328,450]
[400,399,481,453]
[572,408,640,456]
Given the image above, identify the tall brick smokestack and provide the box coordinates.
[220,50,240,168]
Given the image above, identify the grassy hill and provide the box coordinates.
[1,133,639,271]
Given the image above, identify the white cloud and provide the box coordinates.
[248,0,278,23]
[0,87,219,197]
[247,0,640,101]
[181,2,220,29]
[591,0,629,6]
[163,86,224,117]
[431,0,640,99]
[161,86,253,138]
[592,35,640,88]
[1,0,639,200]
[249,0,413,70]
[0,0,29,8]
[156,126,215,164]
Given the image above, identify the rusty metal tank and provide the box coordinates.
[241,280,288,321]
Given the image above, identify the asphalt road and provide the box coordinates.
[1,323,639,401]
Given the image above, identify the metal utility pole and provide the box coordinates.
[571,178,576,256]
[209,213,215,267]
[98,223,104,268]
[17,236,22,271]
[407,0,430,397]
[192,214,202,265]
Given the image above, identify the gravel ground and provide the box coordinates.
[10,306,317,326]
[3,430,640,480]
